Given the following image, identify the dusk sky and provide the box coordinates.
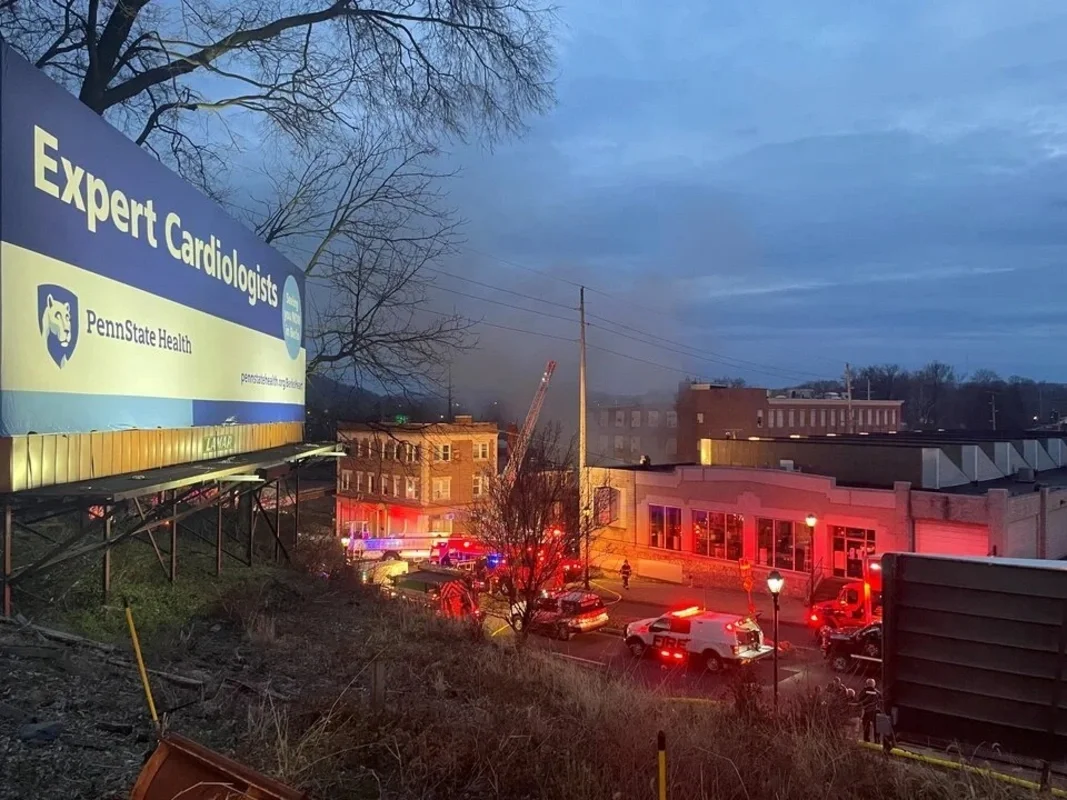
[435,0,1067,403]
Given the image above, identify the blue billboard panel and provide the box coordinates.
[0,45,306,435]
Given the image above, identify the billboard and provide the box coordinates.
[0,45,306,436]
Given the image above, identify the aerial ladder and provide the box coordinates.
[502,360,557,487]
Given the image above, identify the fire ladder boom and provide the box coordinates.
[503,360,557,486]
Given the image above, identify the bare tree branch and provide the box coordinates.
[466,425,579,638]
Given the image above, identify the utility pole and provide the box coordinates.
[845,363,854,434]
[990,392,998,431]
[579,286,590,589]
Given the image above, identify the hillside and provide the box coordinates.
[0,547,1035,800]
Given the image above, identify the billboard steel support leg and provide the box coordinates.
[216,484,223,577]
[2,505,12,618]
[247,490,255,567]
[170,490,178,582]
[102,508,112,602]
[294,469,301,546]
[273,479,282,563]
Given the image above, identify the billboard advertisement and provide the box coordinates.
[0,45,306,436]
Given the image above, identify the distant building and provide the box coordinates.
[588,393,678,466]
[589,431,1067,598]
[335,415,498,538]
[676,382,904,461]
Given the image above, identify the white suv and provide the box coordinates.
[623,606,774,673]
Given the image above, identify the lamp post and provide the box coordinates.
[767,569,784,714]
[805,513,817,603]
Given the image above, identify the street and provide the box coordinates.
[483,574,858,702]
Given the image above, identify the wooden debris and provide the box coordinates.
[0,615,116,653]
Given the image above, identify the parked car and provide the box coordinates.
[510,589,609,640]
[822,620,882,673]
[623,606,774,673]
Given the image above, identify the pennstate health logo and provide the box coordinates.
[38,284,80,368]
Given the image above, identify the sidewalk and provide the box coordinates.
[592,576,810,627]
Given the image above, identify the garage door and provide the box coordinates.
[915,521,990,557]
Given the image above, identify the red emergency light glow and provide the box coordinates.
[671,606,702,618]
[463,541,471,548]
[660,650,671,657]
[810,614,819,622]
[869,562,881,571]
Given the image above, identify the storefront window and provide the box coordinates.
[650,504,682,550]
[756,518,808,572]
[693,510,743,560]
[830,526,876,578]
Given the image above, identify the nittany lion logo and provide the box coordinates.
[37,284,79,368]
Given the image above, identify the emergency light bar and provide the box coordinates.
[671,606,702,618]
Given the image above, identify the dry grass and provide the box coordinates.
[238,596,1033,800]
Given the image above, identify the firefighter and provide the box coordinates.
[620,559,632,590]
[860,678,882,743]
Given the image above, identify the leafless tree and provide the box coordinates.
[466,424,579,639]
[3,0,555,395]
[249,126,475,392]
[3,0,555,189]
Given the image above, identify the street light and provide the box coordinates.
[767,569,784,714]
[805,513,817,604]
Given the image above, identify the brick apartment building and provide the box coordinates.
[676,383,904,461]
[335,415,499,538]
[589,394,678,465]
[589,432,1067,598]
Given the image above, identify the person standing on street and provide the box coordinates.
[620,560,632,590]
[860,678,882,743]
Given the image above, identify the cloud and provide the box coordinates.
[423,0,1067,429]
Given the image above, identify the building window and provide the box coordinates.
[692,510,743,560]
[756,410,764,428]
[767,410,775,429]
[393,475,401,497]
[630,410,641,428]
[340,469,352,491]
[475,441,490,460]
[368,474,377,494]
[820,409,827,427]
[433,444,451,462]
[359,439,369,458]
[381,476,391,497]
[666,411,677,428]
[756,518,808,572]
[473,474,484,498]
[648,410,660,427]
[649,504,682,550]
[788,409,795,428]
[666,438,677,457]
[614,435,625,451]
[383,441,394,460]
[599,435,610,455]
[356,472,365,492]
[696,412,704,424]
[890,409,896,426]
[830,525,876,579]
[598,410,608,427]
[432,477,451,501]
[406,477,418,500]
[615,410,625,427]
[594,486,620,525]
[776,409,784,428]
[630,436,640,456]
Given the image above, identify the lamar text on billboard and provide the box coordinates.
[32,125,280,309]
[85,309,192,355]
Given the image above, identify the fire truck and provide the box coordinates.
[807,555,883,637]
